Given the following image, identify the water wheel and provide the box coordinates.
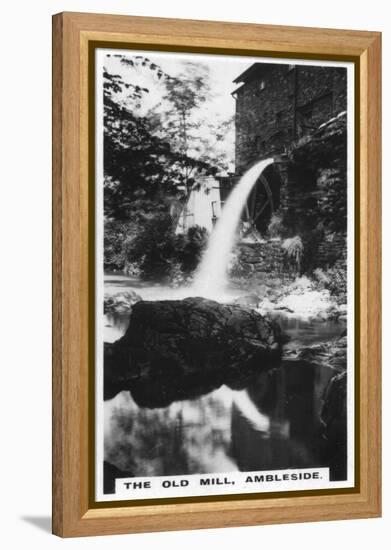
[244,172,277,236]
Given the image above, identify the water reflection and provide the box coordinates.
[231,361,340,475]
[104,387,237,482]
[104,312,130,344]
[104,356,345,493]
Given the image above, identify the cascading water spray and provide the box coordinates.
[191,158,274,298]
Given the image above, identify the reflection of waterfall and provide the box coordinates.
[232,390,270,433]
[192,158,274,298]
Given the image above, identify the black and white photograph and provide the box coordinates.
[95,49,355,502]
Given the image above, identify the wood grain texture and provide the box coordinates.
[52,12,63,537]
[52,12,382,537]
[62,11,379,56]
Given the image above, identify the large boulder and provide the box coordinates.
[104,297,284,406]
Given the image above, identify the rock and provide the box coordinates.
[104,290,142,315]
[104,297,284,406]
[274,305,294,313]
[103,461,134,494]
[320,371,347,480]
[285,335,347,371]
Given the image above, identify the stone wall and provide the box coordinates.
[232,232,346,280]
[232,240,294,280]
[316,233,347,269]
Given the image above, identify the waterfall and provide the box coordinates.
[191,158,274,298]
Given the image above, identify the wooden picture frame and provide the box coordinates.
[52,11,381,537]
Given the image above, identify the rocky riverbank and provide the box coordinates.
[104,274,347,323]
[233,275,347,322]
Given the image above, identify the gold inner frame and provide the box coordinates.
[86,39,361,510]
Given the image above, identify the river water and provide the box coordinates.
[103,274,346,484]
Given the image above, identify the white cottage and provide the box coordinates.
[175,176,223,234]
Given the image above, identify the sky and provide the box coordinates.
[104,49,252,119]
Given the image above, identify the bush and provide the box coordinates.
[312,266,347,304]
[125,212,178,281]
[175,225,209,274]
[125,216,209,283]
[104,220,136,271]
[282,235,304,272]
[317,168,347,233]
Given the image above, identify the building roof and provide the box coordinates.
[233,62,275,84]
[231,83,245,97]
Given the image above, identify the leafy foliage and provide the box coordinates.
[148,62,231,195]
[103,70,185,220]
[267,211,285,237]
[175,225,209,274]
[317,168,347,232]
[104,220,136,271]
[282,236,304,271]
[312,267,347,304]
[103,57,223,215]
[124,212,208,282]
[125,212,178,281]
[102,56,229,280]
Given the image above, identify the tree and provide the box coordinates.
[102,58,191,269]
[147,62,228,199]
[102,55,229,277]
[103,68,184,220]
[103,58,220,220]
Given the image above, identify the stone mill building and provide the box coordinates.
[233,62,347,172]
[228,61,349,278]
